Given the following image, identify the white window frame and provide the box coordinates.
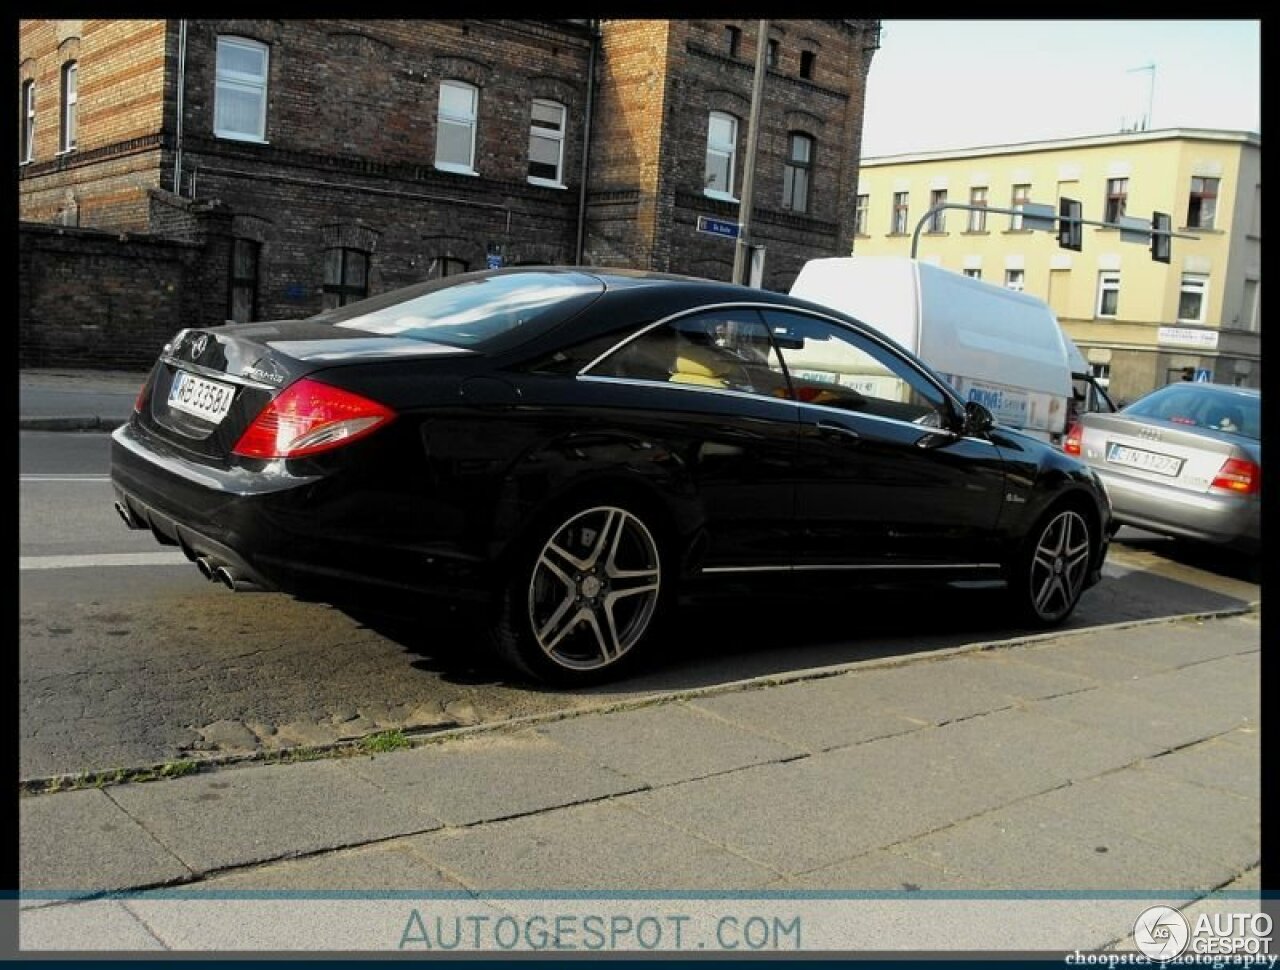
[963,268,982,280]
[854,193,869,236]
[1096,272,1121,318]
[967,187,987,232]
[704,111,738,202]
[1004,269,1024,292]
[1177,274,1209,324]
[21,80,35,163]
[782,132,812,213]
[435,79,478,175]
[58,61,77,153]
[1009,183,1030,230]
[215,36,269,143]
[527,98,566,188]
[927,189,947,232]
[892,192,909,234]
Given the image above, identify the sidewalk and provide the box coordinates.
[19,368,148,431]
[16,609,1263,954]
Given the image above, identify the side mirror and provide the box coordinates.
[963,400,994,436]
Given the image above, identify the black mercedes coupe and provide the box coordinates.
[111,267,1112,684]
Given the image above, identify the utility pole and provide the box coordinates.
[732,19,768,286]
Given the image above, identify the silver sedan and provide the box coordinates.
[1065,382,1260,552]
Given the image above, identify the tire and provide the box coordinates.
[1009,502,1094,627]
[488,499,669,685]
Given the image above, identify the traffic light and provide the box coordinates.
[1151,211,1171,263]
[1058,197,1083,251]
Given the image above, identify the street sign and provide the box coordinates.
[1020,203,1055,232]
[1194,368,1212,383]
[1118,215,1151,246]
[696,216,740,239]
[486,253,503,269]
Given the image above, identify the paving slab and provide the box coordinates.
[107,759,444,875]
[1107,867,1265,952]
[1007,638,1171,683]
[1030,684,1247,752]
[404,799,780,889]
[1030,767,1260,878]
[687,678,922,753]
[20,788,192,893]
[19,899,166,951]
[535,702,803,787]
[774,846,980,890]
[1122,654,1262,723]
[1139,736,1261,800]
[341,730,642,827]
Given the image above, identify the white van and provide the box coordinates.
[789,256,1078,442]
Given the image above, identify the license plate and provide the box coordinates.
[1105,442,1183,477]
[168,370,236,424]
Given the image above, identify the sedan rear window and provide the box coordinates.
[1125,385,1261,440]
[313,270,605,350]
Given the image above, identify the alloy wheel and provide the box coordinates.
[1027,508,1091,623]
[527,506,662,671]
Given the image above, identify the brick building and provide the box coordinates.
[19,18,879,366]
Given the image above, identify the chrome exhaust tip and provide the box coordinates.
[213,566,236,589]
[213,566,264,592]
[195,557,216,581]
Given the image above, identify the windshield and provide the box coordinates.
[1124,384,1261,440]
[312,270,605,351]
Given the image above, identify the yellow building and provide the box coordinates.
[852,128,1261,404]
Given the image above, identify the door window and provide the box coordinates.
[762,310,949,425]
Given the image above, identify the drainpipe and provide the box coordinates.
[173,19,188,195]
[574,19,601,265]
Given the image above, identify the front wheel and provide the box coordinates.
[489,502,667,685]
[1009,505,1093,627]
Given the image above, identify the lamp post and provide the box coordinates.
[732,20,768,286]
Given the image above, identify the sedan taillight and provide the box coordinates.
[1210,457,1261,496]
[134,378,151,413]
[232,378,396,459]
[1063,421,1083,456]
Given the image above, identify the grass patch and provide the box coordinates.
[357,729,412,754]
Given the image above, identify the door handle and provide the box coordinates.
[815,420,861,444]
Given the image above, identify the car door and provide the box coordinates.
[581,306,800,570]
[762,308,1007,569]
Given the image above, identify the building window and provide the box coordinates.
[891,192,909,234]
[1004,269,1024,292]
[927,189,947,232]
[1096,272,1120,318]
[704,111,738,200]
[215,37,269,142]
[1186,177,1218,229]
[528,99,566,187]
[59,61,77,152]
[436,80,478,174]
[1009,183,1030,230]
[782,133,812,213]
[1090,362,1111,388]
[724,25,740,58]
[21,80,35,163]
[963,268,982,280]
[227,239,260,323]
[323,247,369,310]
[1241,279,1259,331]
[967,187,987,231]
[1105,178,1128,223]
[431,256,468,279]
[854,194,869,236]
[799,50,815,79]
[1177,274,1208,323]
[766,39,779,68]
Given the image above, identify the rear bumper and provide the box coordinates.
[1095,466,1260,551]
[110,420,494,606]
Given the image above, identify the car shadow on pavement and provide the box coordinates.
[338,561,1254,697]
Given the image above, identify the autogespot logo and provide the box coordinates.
[1134,905,1191,961]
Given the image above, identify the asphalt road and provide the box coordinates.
[18,430,1262,781]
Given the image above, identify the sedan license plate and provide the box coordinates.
[168,370,236,424]
[1105,442,1183,477]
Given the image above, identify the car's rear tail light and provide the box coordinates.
[1210,457,1261,496]
[134,378,151,413]
[1063,421,1083,456]
[232,378,396,459]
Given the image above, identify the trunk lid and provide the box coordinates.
[137,320,473,460]
[1078,412,1250,495]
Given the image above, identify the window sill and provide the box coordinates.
[962,230,990,235]
[703,190,739,204]
[55,148,77,156]
[923,230,948,236]
[1180,226,1221,234]
[528,177,567,190]
[215,132,269,145]
[1002,229,1033,235]
[436,163,479,177]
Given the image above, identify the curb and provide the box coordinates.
[18,602,1261,796]
[20,416,127,432]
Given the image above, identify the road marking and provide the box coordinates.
[19,474,111,483]
[20,552,189,571]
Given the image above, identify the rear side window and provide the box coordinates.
[315,271,604,350]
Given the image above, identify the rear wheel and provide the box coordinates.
[490,502,667,685]
[1010,504,1093,627]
